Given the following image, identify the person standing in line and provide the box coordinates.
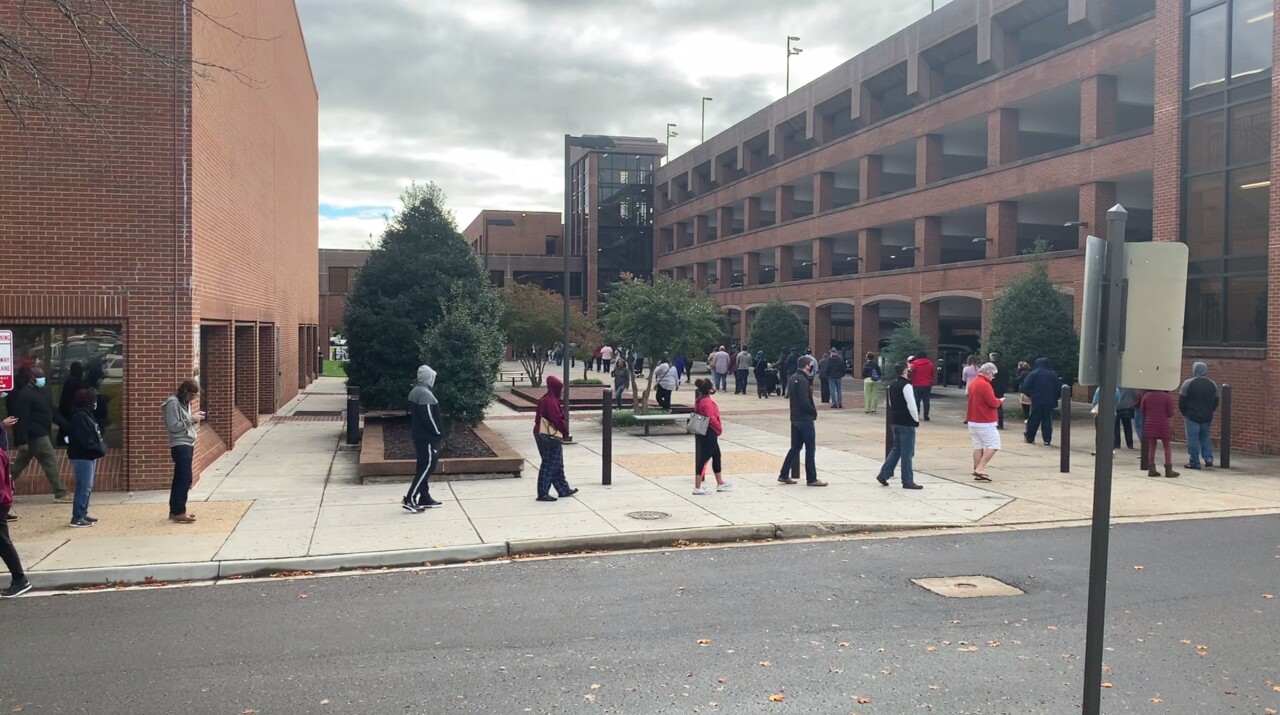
[592,346,602,373]
[600,345,614,375]
[908,352,935,421]
[777,356,827,487]
[861,352,882,413]
[1178,361,1219,470]
[674,354,686,385]
[1015,361,1033,420]
[161,379,205,523]
[633,349,645,376]
[1116,387,1137,450]
[817,351,831,404]
[8,366,73,502]
[691,378,732,495]
[782,349,799,397]
[824,348,846,409]
[988,353,1009,430]
[707,346,730,393]
[0,439,32,598]
[966,363,1003,482]
[961,355,979,392]
[533,375,578,502]
[402,365,444,513]
[876,361,922,490]
[734,347,753,395]
[612,358,631,410]
[66,389,107,528]
[1020,357,1060,447]
[653,357,678,410]
[56,361,84,443]
[1139,388,1178,478]
[753,351,771,399]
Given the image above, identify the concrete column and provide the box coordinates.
[977,15,1019,71]
[855,303,881,365]
[814,172,835,213]
[717,206,735,239]
[988,108,1019,166]
[907,53,941,102]
[693,214,710,245]
[986,200,1019,259]
[860,155,883,201]
[858,228,882,273]
[1079,181,1117,248]
[913,300,940,343]
[775,185,795,223]
[810,304,833,354]
[689,170,707,197]
[813,237,834,279]
[744,252,761,286]
[694,262,709,292]
[917,134,943,186]
[776,245,794,283]
[1081,74,1119,144]
[718,257,734,290]
[1068,0,1119,32]
[915,216,941,268]
[745,197,763,231]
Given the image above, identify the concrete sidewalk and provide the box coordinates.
[5,377,1278,589]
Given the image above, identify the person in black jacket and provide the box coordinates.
[781,349,799,397]
[777,356,827,487]
[402,365,445,513]
[1178,361,1219,469]
[876,361,923,489]
[823,349,846,409]
[66,389,106,528]
[988,352,1009,430]
[56,362,84,442]
[7,367,71,501]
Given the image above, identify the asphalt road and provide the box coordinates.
[1,516,1277,715]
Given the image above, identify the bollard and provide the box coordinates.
[1219,383,1231,469]
[1060,384,1071,473]
[602,389,613,485]
[885,398,893,458]
[345,385,361,446]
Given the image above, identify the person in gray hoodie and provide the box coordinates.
[403,365,445,513]
[161,380,204,523]
[1178,361,1219,469]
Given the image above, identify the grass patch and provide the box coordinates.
[602,407,672,427]
[570,378,603,386]
[322,360,348,378]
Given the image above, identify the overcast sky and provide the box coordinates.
[295,0,947,249]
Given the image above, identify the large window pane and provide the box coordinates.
[1189,0,1223,10]
[1225,274,1267,343]
[1227,165,1270,254]
[1228,99,1271,164]
[1184,174,1226,258]
[1184,275,1224,343]
[1231,0,1274,81]
[1188,6,1229,93]
[1185,112,1226,172]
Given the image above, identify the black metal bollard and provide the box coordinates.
[602,389,613,486]
[1060,384,1071,473]
[1220,383,1231,469]
[345,385,361,446]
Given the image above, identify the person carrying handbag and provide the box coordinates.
[66,389,107,528]
[689,379,731,495]
[533,375,577,502]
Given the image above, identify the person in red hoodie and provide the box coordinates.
[532,375,578,502]
[691,379,732,495]
[1,433,32,598]
[1139,389,1179,478]
[966,363,1004,481]
[908,352,935,421]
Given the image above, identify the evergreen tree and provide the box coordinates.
[420,286,504,428]
[985,257,1080,385]
[344,182,491,409]
[881,322,933,368]
[748,300,807,364]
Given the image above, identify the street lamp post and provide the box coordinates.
[563,134,617,440]
[786,36,802,94]
[483,217,516,286]
[665,123,678,160]
[701,97,713,142]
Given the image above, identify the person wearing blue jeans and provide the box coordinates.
[1183,418,1214,468]
[66,389,106,527]
[1178,361,1218,469]
[877,361,923,489]
[1019,357,1060,446]
[777,357,827,486]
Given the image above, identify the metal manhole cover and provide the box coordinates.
[911,576,1024,598]
[626,511,671,521]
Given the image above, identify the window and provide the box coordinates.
[328,266,352,294]
[545,236,558,256]
[1186,0,1272,95]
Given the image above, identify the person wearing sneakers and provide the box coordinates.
[403,365,445,513]
[66,389,107,528]
[532,375,578,502]
[0,438,32,598]
[876,361,922,490]
[778,355,827,487]
[691,379,732,495]
[1178,361,1218,470]
[966,363,1003,482]
[1140,389,1179,478]
[7,366,73,503]
[162,379,205,524]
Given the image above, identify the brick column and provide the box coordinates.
[718,257,734,290]
[915,216,941,268]
[257,324,277,414]
[204,324,234,447]
[988,108,1018,166]
[813,237,833,279]
[717,206,735,239]
[744,252,761,285]
[860,155,883,201]
[986,201,1019,259]
[693,262,709,292]
[775,185,795,223]
[917,134,943,186]
[745,197,762,231]
[693,214,710,245]
[858,228,882,273]
[856,303,880,364]
[1081,74,1118,144]
[776,245,794,283]
[234,325,259,427]
[811,304,832,353]
[1079,181,1117,247]
[913,300,940,342]
[814,172,835,213]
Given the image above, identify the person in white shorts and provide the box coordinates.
[966,362,1004,481]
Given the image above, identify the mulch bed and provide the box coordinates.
[382,417,497,460]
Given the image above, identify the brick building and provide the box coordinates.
[319,249,371,350]
[461,210,578,294]
[0,1,319,492]
[653,0,1277,452]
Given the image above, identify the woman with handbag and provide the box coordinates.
[690,379,731,495]
[533,375,578,502]
[67,389,106,528]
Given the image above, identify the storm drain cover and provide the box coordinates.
[626,511,671,521]
[911,576,1024,598]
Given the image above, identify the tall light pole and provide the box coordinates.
[483,216,515,286]
[665,123,678,158]
[701,97,713,142]
[786,36,802,94]
[563,134,616,440]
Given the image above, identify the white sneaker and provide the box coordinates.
[691,487,710,495]
[716,482,733,492]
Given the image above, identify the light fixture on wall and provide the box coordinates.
[1063,220,1089,228]
[971,237,994,244]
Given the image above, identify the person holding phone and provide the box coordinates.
[162,379,205,523]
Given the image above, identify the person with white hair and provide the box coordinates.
[966,362,1003,482]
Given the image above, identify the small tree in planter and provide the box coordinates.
[984,247,1080,385]
[749,300,808,364]
[420,286,504,429]
[499,283,563,387]
[881,322,933,368]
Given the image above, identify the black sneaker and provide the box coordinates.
[401,498,424,514]
[876,475,889,487]
[83,516,99,524]
[558,488,579,498]
[902,483,924,490]
[421,498,443,509]
[69,518,94,528]
[2,580,32,598]
[536,495,558,502]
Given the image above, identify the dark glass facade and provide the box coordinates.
[596,153,655,294]
[1182,0,1273,345]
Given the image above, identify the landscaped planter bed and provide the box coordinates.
[358,414,523,483]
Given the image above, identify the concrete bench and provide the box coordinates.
[632,413,687,436]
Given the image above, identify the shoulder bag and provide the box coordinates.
[685,412,710,436]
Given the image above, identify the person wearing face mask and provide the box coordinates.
[776,355,828,487]
[6,366,72,502]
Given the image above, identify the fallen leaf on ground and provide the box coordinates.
[928,685,940,690]
[988,640,1001,648]
[958,646,979,653]
[1196,644,1208,650]
[298,594,309,600]
[768,693,785,702]
[697,639,712,646]
[1180,640,1192,645]
[590,684,601,690]
[1264,594,1274,599]
[854,696,873,704]
[1224,691,1238,696]
[926,646,938,653]
[1133,565,1144,570]
[759,661,772,667]
[1101,683,1113,689]
[1150,697,1163,703]
[319,699,330,705]
[583,693,596,703]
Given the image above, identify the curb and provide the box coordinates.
[507,524,777,556]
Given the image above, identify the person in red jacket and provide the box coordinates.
[532,375,578,502]
[691,379,732,495]
[908,352,935,421]
[966,363,1004,481]
[1139,390,1179,478]
[0,438,32,598]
